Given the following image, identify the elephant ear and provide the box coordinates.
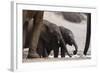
[43,20,50,31]
[43,20,55,33]
[43,19,60,36]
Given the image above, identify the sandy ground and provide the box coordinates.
[23,48,91,63]
[23,12,91,62]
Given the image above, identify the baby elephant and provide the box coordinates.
[37,20,72,58]
[46,26,78,57]
[59,26,78,55]
[37,20,78,58]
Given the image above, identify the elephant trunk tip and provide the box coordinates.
[73,44,78,55]
[73,50,77,55]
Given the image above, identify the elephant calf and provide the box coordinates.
[37,20,78,58]
[37,20,72,58]
[45,26,78,57]
[59,26,78,55]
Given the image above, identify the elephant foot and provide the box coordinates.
[61,56,65,58]
[43,56,48,58]
[27,52,40,58]
[68,54,72,57]
[61,54,65,58]
[54,56,58,58]
[43,56,48,59]
[66,52,72,57]
[73,50,77,55]
[83,52,87,55]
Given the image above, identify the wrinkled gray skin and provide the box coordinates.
[23,11,44,58]
[59,26,78,55]
[46,26,78,57]
[37,20,71,58]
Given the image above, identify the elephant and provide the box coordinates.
[23,10,44,58]
[43,26,78,57]
[59,26,78,55]
[36,20,72,58]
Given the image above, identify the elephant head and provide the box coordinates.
[59,26,78,55]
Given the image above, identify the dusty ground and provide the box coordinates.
[23,12,91,62]
[23,48,91,63]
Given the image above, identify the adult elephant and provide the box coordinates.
[37,20,72,58]
[23,10,44,58]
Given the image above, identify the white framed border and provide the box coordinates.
[11,1,97,71]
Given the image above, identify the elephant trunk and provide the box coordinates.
[60,37,72,57]
[73,40,78,55]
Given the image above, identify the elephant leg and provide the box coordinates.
[37,39,48,58]
[61,47,66,57]
[36,37,46,58]
[36,48,42,58]
[60,39,71,57]
[37,44,48,58]
[54,48,59,58]
[27,11,44,58]
[42,48,48,58]
[46,48,52,56]
[23,21,29,48]
[53,43,59,58]
[58,29,71,57]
